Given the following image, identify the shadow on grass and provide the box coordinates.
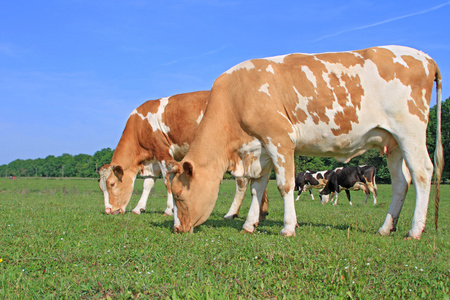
[297,221,370,233]
[144,213,371,235]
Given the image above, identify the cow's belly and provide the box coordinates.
[140,159,161,177]
[293,126,396,163]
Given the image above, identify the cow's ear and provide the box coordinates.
[167,161,181,174]
[183,161,195,178]
[112,165,124,182]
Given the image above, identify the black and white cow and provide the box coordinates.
[294,170,334,200]
[319,166,369,206]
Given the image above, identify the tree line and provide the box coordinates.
[2,98,449,183]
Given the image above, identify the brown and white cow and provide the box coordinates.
[99,91,269,221]
[169,46,443,239]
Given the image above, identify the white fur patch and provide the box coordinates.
[131,97,171,133]
[301,65,317,88]
[258,83,271,97]
[266,65,275,74]
[379,45,430,76]
[196,111,204,125]
[264,55,287,64]
[225,60,256,74]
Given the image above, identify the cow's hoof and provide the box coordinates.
[404,235,421,241]
[242,223,257,233]
[163,209,174,216]
[241,229,253,234]
[280,228,296,237]
[224,214,238,220]
[376,227,395,236]
[406,228,423,240]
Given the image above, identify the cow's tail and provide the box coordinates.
[372,168,378,196]
[434,65,444,230]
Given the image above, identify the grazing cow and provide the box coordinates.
[294,169,334,200]
[319,165,378,205]
[99,91,269,222]
[319,166,367,206]
[169,46,442,240]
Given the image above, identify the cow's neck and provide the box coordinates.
[110,120,150,175]
[184,104,242,180]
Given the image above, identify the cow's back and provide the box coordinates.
[213,46,438,163]
[128,91,210,161]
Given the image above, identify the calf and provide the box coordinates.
[319,166,368,206]
[294,170,333,200]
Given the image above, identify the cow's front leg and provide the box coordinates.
[132,176,156,214]
[162,168,174,216]
[332,192,339,205]
[345,190,352,206]
[224,177,249,219]
[271,152,297,236]
[242,174,269,233]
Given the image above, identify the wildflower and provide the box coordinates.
[0,258,3,263]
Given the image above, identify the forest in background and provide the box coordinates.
[2,98,449,183]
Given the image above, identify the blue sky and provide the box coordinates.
[1,1,449,165]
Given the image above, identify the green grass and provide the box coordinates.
[0,178,449,299]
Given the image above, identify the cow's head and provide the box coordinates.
[98,164,134,214]
[319,191,335,204]
[168,160,221,233]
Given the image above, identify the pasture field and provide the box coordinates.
[0,178,449,299]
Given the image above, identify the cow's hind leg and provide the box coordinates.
[378,147,411,236]
[259,189,269,221]
[332,192,339,205]
[224,177,249,219]
[365,181,377,205]
[403,145,434,239]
